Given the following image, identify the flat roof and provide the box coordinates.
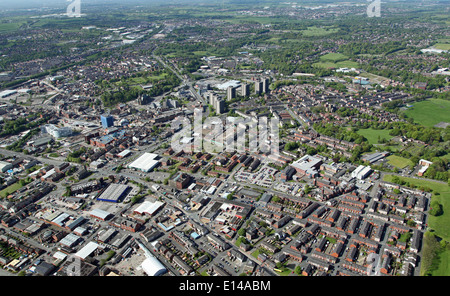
[117,149,132,157]
[216,80,241,90]
[75,241,99,260]
[51,213,70,227]
[60,233,80,247]
[134,200,164,215]
[291,155,321,174]
[128,152,159,172]
[89,208,111,220]
[97,183,129,202]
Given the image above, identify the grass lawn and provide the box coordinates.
[274,267,294,276]
[434,43,450,51]
[313,53,359,69]
[0,182,24,198]
[320,53,349,62]
[403,99,450,127]
[301,26,340,37]
[250,249,260,259]
[377,143,402,152]
[356,128,393,145]
[387,155,414,169]
[0,22,25,33]
[430,246,450,276]
[124,73,168,85]
[193,51,209,56]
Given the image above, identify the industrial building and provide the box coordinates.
[60,233,81,248]
[291,155,322,177]
[89,208,112,221]
[96,183,129,203]
[127,152,160,172]
[361,151,389,164]
[351,165,373,180]
[75,241,100,260]
[133,200,165,216]
[0,161,13,173]
[141,256,167,276]
[0,90,17,98]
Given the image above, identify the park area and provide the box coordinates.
[403,99,450,128]
[313,53,359,69]
[356,128,393,145]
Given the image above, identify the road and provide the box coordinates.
[152,53,206,106]
[0,148,66,168]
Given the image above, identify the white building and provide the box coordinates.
[41,124,73,138]
[0,161,12,173]
[133,200,164,216]
[128,152,159,172]
[74,241,99,260]
[141,257,167,276]
[351,165,373,180]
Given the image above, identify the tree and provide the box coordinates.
[429,201,443,216]
[285,142,300,151]
[294,265,302,275]
[238,228,246,237]
[272,196,281,203]
[304,185,312,194]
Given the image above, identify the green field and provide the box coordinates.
[0,23,20,33]
[313,53,359,69]
[387,155,414,169]
[0,182,24,198]
[434,43,450,51]
[320,53,349,62]
[301,26,340,37]
[429,243,450,276]
[357,128,393,145]
[403,99,450,127]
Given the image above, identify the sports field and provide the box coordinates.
[403,99,450,127]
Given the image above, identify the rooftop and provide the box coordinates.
[128,152,159,172]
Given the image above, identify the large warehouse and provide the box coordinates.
[133,200,164,216]
[97,183,129,203]
[128,152,159,173]
[141,257,167,276]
